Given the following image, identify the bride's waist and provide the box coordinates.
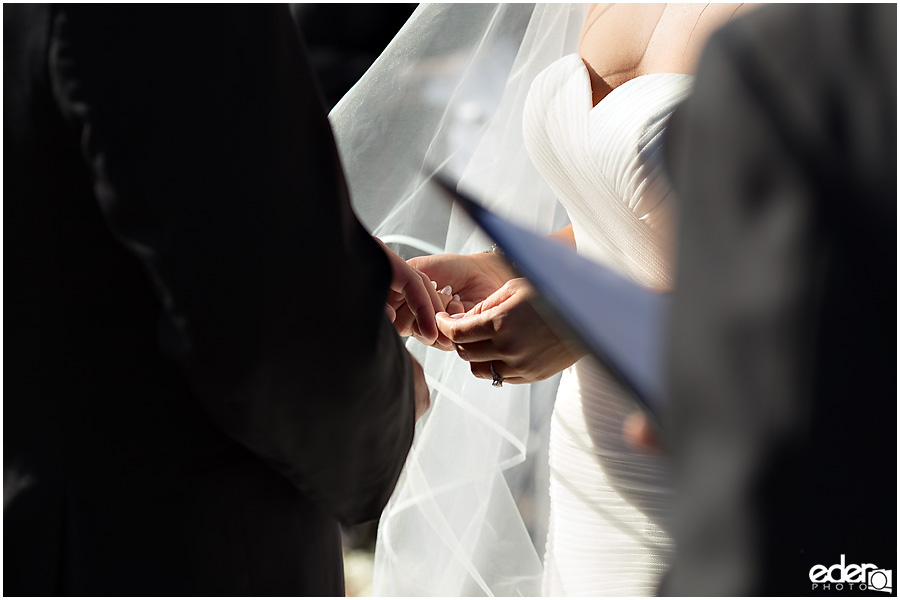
[554,358,668,465]
[552,358,674,505]
[561,357,641,416]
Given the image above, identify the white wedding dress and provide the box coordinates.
[522,54,693,596]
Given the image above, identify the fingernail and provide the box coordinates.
[440,285,452,296]
[431,280,438,289]
[452,294,461,301]
[450,313,465,319]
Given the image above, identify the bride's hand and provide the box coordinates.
[435,277,586,384]
[374,237,447,346]
[391,251,514,349]
[409,251,517,312]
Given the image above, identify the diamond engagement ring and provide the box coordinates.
[490,361,504,388]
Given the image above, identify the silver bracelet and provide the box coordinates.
[483,243,517,271]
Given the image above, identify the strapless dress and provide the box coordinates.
[523,53,693,596]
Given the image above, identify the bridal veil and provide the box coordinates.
[329,5,587,595]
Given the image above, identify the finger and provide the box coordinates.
[408,254,465,289]
[435,332,453,348]
[433,286,457,347]
[428,335,456,352]
[388,290,407,310]
[436,284,455,308]
[393,303,418,338]
[402,274,441,344]
[408,322,453,352]
[469,360,513,384]
[436,278,520,342]
[623,412,660,452]
[490,375,528,385]
[373,237,412,296]
[421,274,449,334]
[454,339,504,363]
[433,290,460,347]
[420,270,448,313]
[479,278,521,312]
[375,237,444,344]
[408,352,430,422]
[400,300,456,351]
[385,303,396,323]
[445,294,465,317]
[435,310,498,344]
[466,281,516,317]
[469,360,494,381]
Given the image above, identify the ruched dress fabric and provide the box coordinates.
[522,54,693,596]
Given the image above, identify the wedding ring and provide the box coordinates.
[490,361,504,388]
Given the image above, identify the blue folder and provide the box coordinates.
[434,175,669,420]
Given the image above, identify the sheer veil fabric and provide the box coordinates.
[329,4,588,596]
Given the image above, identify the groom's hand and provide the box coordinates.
[375,237,447,345]
[409,351,431,422]
[392,285,464,350]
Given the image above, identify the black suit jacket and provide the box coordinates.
[661,4,896,595]
[4,5,415,595]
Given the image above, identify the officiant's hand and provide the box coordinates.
[435,277,586,384]
[624,412,662,452]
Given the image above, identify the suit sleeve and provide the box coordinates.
[49,5,415,525]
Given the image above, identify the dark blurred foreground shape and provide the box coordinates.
[293,3,418,559]
[661,3,896,595]
[292,3,417,109]
[4,5,416,595]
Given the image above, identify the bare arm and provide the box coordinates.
[550,224,577,247]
